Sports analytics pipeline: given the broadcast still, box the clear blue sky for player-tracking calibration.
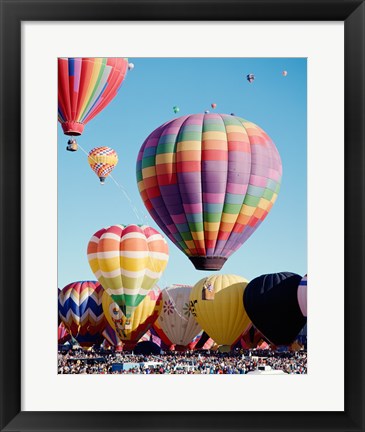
[58,58,307,290]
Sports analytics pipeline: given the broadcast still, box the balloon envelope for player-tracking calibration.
[88,146,118,183]
[243,272,306,346]
[58,322,71,345]
[136,113,282,271]
[156,285,202,347]
[246,73,255,83]
[58,57,128,136]
[233,325,267,350]
[102,323,123,348]
[102,285,162,346]
[189,274,251,345]
[58,281,106,347]
[88,224,169,318]
[134,341,162,355]
[297,274,307,317]
[153,320,174,348]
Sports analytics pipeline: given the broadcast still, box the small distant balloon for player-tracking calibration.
[282,70,288,77]
[88,146,118,184]
[230,113,235,116]
[246,73,255,83]
[211,103,217,109]
[128,63,135,70]
[204,110,210,114]
[173,106,180,114]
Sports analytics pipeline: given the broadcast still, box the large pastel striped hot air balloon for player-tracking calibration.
[102,285,162,349]
[88,224,169,322]
[243,272,306,346]
[189,274,251,346]
[136,113,282,270]
[58,281,106,348]
[58,58,128,137]
[156,285,202,349]
[88,146,118,184]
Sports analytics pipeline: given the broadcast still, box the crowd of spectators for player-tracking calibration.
[58,348,307,375]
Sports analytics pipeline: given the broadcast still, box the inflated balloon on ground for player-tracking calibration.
[156,285,202,348]
[102,285,162,349]
[58,281,106,348]
[189,274,251,346]
[243,272,306,346]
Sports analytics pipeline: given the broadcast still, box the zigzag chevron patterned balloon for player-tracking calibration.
[58,281,106,347]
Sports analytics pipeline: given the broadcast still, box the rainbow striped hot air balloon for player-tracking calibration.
[88,146,118,184]
[58,281,106,348]
[87,224,169,321]
[136,113,282,270]
[58,57,128,137]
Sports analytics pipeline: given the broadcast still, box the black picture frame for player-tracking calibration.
[1,1,364,431]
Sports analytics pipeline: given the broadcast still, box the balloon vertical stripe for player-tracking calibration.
[58,57,128,135]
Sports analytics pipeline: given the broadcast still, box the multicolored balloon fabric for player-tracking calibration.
[102,285,162,344]
[58,281,106,348]
[233,325,267,350]
[88,146,118,184]
[88,224,169,318]
[156,285,202,348]
[102,323,123,348]
[58,322,71,345]
[153,320,174,349]
[136,113,282,270]
[58,57,128,136]
[243,272,306,346]
[189,274,251,346]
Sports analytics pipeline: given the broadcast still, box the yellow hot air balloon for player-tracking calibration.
[189,274,251,346]
[102,285,162,347]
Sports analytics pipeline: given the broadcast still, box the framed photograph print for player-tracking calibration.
[0,0,364,431]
